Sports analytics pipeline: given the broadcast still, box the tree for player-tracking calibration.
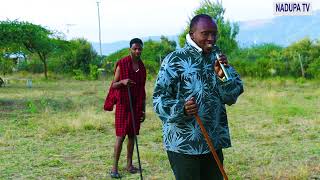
[306,57,320,79]
[0,20,65,79]
[178,0,239,55]
[61,38,98,74]
[282,38,320,78]
[142,36,176,64]
[230,43,284,77]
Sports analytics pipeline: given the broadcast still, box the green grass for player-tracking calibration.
[0,76,319,179]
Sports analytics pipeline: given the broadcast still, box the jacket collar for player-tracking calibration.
[186,33,202,53]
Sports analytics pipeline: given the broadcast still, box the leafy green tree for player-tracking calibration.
[142,36,176,64]
[0,20,66,79]
[231,43,283,61]
[230,43,284,77]
[178,0,239,54]
[306,57,320,78]
[47,38,98,75]
[282,38,320,78]
[62,38,98,74]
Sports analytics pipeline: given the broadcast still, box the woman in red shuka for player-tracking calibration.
[108,38,146,179]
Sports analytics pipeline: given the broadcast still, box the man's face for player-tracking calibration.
[190,18,218,54]
[130,43,143,60]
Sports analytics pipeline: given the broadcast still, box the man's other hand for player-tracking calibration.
[184,97,198,116]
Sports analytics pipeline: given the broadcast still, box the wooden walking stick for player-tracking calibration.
[127,86,143,180]
[194,114,228,180]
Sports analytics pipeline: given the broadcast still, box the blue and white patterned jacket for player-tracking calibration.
[153,35,244,155]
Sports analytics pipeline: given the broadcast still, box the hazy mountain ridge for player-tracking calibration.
[237,10,320,46]
[93,10,320,55]
[92,35,178,55]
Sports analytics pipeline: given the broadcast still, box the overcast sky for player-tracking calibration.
[1,0,319,43]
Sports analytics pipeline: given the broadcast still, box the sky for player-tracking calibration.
[1,0,319,43]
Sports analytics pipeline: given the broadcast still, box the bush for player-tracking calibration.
[73,69,86,80]
[102,59,115,75]
[306,58,320,79]
[144,60,160,75]
[89,64,98,80]
[16,58,43,73]
[16,60,29,72]
[0,57,14,75]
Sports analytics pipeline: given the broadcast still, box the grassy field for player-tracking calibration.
[0,75,319,179]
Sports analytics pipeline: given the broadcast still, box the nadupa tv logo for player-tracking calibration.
[274,2,312,15]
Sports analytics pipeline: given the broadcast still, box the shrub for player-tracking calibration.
[89,64,98,80]
[73,69,86,80]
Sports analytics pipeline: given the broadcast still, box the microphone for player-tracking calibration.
[216,53,231,81]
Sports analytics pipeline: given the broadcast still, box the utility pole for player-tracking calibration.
[65,24,76,40]
[66,24,76,34]
[96,1,102,56]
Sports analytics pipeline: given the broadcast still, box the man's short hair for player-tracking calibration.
[190,14,213,31]
[130,38,143,48]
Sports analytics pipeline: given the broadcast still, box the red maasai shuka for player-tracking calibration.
[106,55,146,136]
[104,82,117,111]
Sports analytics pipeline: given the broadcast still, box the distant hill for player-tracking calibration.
[92,41,127,56]
[92,10,320,55]
[237,10,320,47]
[92,35,179,55]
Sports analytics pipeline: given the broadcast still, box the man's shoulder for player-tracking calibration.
[116,55,131,65]
[164,47,192,62]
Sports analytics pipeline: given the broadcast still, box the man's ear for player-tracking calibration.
[189,31,194,40]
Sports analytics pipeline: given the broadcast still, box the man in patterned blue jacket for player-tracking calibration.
[153,14,244,180]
